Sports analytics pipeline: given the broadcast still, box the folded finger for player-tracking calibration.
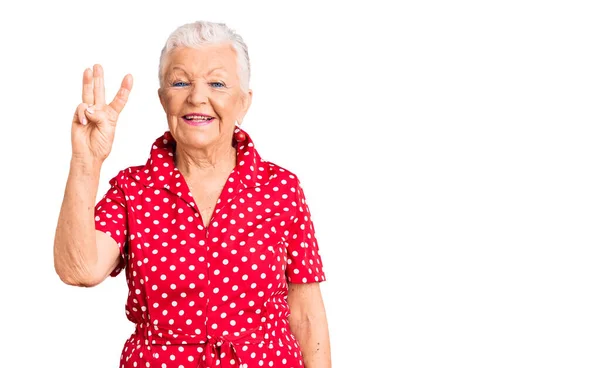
[74,103,89,125]
[84,106,111,126]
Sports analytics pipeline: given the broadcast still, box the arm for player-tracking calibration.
[53,64,133,287]
[53,157,121,287]
[288,282,331,368]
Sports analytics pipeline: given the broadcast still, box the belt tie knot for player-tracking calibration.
[203,334,241,368]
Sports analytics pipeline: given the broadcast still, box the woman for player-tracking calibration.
[54,21,331,368]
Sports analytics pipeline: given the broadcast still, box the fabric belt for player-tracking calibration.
[136,324,263,368]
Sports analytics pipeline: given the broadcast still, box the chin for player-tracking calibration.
[177,126,220,147]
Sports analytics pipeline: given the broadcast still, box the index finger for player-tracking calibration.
[82,68,93,105]
[109,74,134,114]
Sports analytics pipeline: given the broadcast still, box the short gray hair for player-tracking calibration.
[159,21,250,92]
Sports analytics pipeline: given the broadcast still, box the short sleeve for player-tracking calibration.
[94,177,128,277]
[285,180,326,284]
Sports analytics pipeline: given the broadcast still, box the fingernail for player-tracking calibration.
[86,107,94,114]
[82,116,87,125]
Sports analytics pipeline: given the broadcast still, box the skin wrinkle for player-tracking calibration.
[55,162,98,284]
[56,29,330,365]
[287,282,331,367]
[55,61,133,289]
[158,45,251,173]
[155,42,330,367]
[157,43,252,228]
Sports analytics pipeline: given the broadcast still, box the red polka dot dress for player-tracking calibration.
[94,129,326,368]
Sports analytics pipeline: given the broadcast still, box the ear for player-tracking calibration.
[158,87,166,112]
[240,89,253,118]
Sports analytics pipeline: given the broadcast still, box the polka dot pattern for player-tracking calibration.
[94,130,325,368]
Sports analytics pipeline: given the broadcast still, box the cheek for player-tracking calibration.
[212,94,241,118]
[163,93,185,114]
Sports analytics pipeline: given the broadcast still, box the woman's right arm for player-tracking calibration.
[53,156,121,287]
[53,64,133,287]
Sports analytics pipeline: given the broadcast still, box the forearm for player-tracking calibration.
[290,308,331,368]
[54,156,102,286]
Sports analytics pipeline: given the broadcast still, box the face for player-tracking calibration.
[158,44,252,152]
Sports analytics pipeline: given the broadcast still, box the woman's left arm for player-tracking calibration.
[288,282,331,368]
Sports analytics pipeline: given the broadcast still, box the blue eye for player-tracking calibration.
[172,81,189,87]
[210,82,225,88]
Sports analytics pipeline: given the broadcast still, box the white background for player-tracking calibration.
[0,0,599,367]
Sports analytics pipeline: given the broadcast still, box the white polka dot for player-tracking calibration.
[93,133,326,367]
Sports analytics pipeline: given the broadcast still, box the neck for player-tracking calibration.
[175,142,237,179]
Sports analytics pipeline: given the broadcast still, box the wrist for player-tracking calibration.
[70,154,103,175]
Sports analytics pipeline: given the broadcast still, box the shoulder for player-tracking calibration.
[106,164,146,189]
[261,159,303,191]
[106,130,172,189]
[259,160,313,215]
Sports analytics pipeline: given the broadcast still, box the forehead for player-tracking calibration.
[164,44,238,76]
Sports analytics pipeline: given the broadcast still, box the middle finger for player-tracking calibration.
[93,64,106,106]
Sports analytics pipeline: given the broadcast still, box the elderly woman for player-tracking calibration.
[53,21,330,368]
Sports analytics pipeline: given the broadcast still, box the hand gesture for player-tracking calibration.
[71,64,133,163]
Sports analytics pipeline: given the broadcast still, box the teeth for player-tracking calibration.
[185,116,212,120]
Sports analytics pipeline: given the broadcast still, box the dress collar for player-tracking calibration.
[132,127,271,201]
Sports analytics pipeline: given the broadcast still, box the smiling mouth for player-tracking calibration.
[183,115,214,121]
[182,114,215,126]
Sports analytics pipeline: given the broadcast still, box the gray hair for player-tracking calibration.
[158,21,250,92]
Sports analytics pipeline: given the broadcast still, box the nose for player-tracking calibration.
[187,82,209,105]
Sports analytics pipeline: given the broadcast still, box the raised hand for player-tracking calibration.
[71,64,133,163]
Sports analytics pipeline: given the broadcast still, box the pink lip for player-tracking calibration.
[182,113,215,126]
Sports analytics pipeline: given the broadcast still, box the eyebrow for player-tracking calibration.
[207,67,229,76]
[167,66,228,76]
[170,66,189,74]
